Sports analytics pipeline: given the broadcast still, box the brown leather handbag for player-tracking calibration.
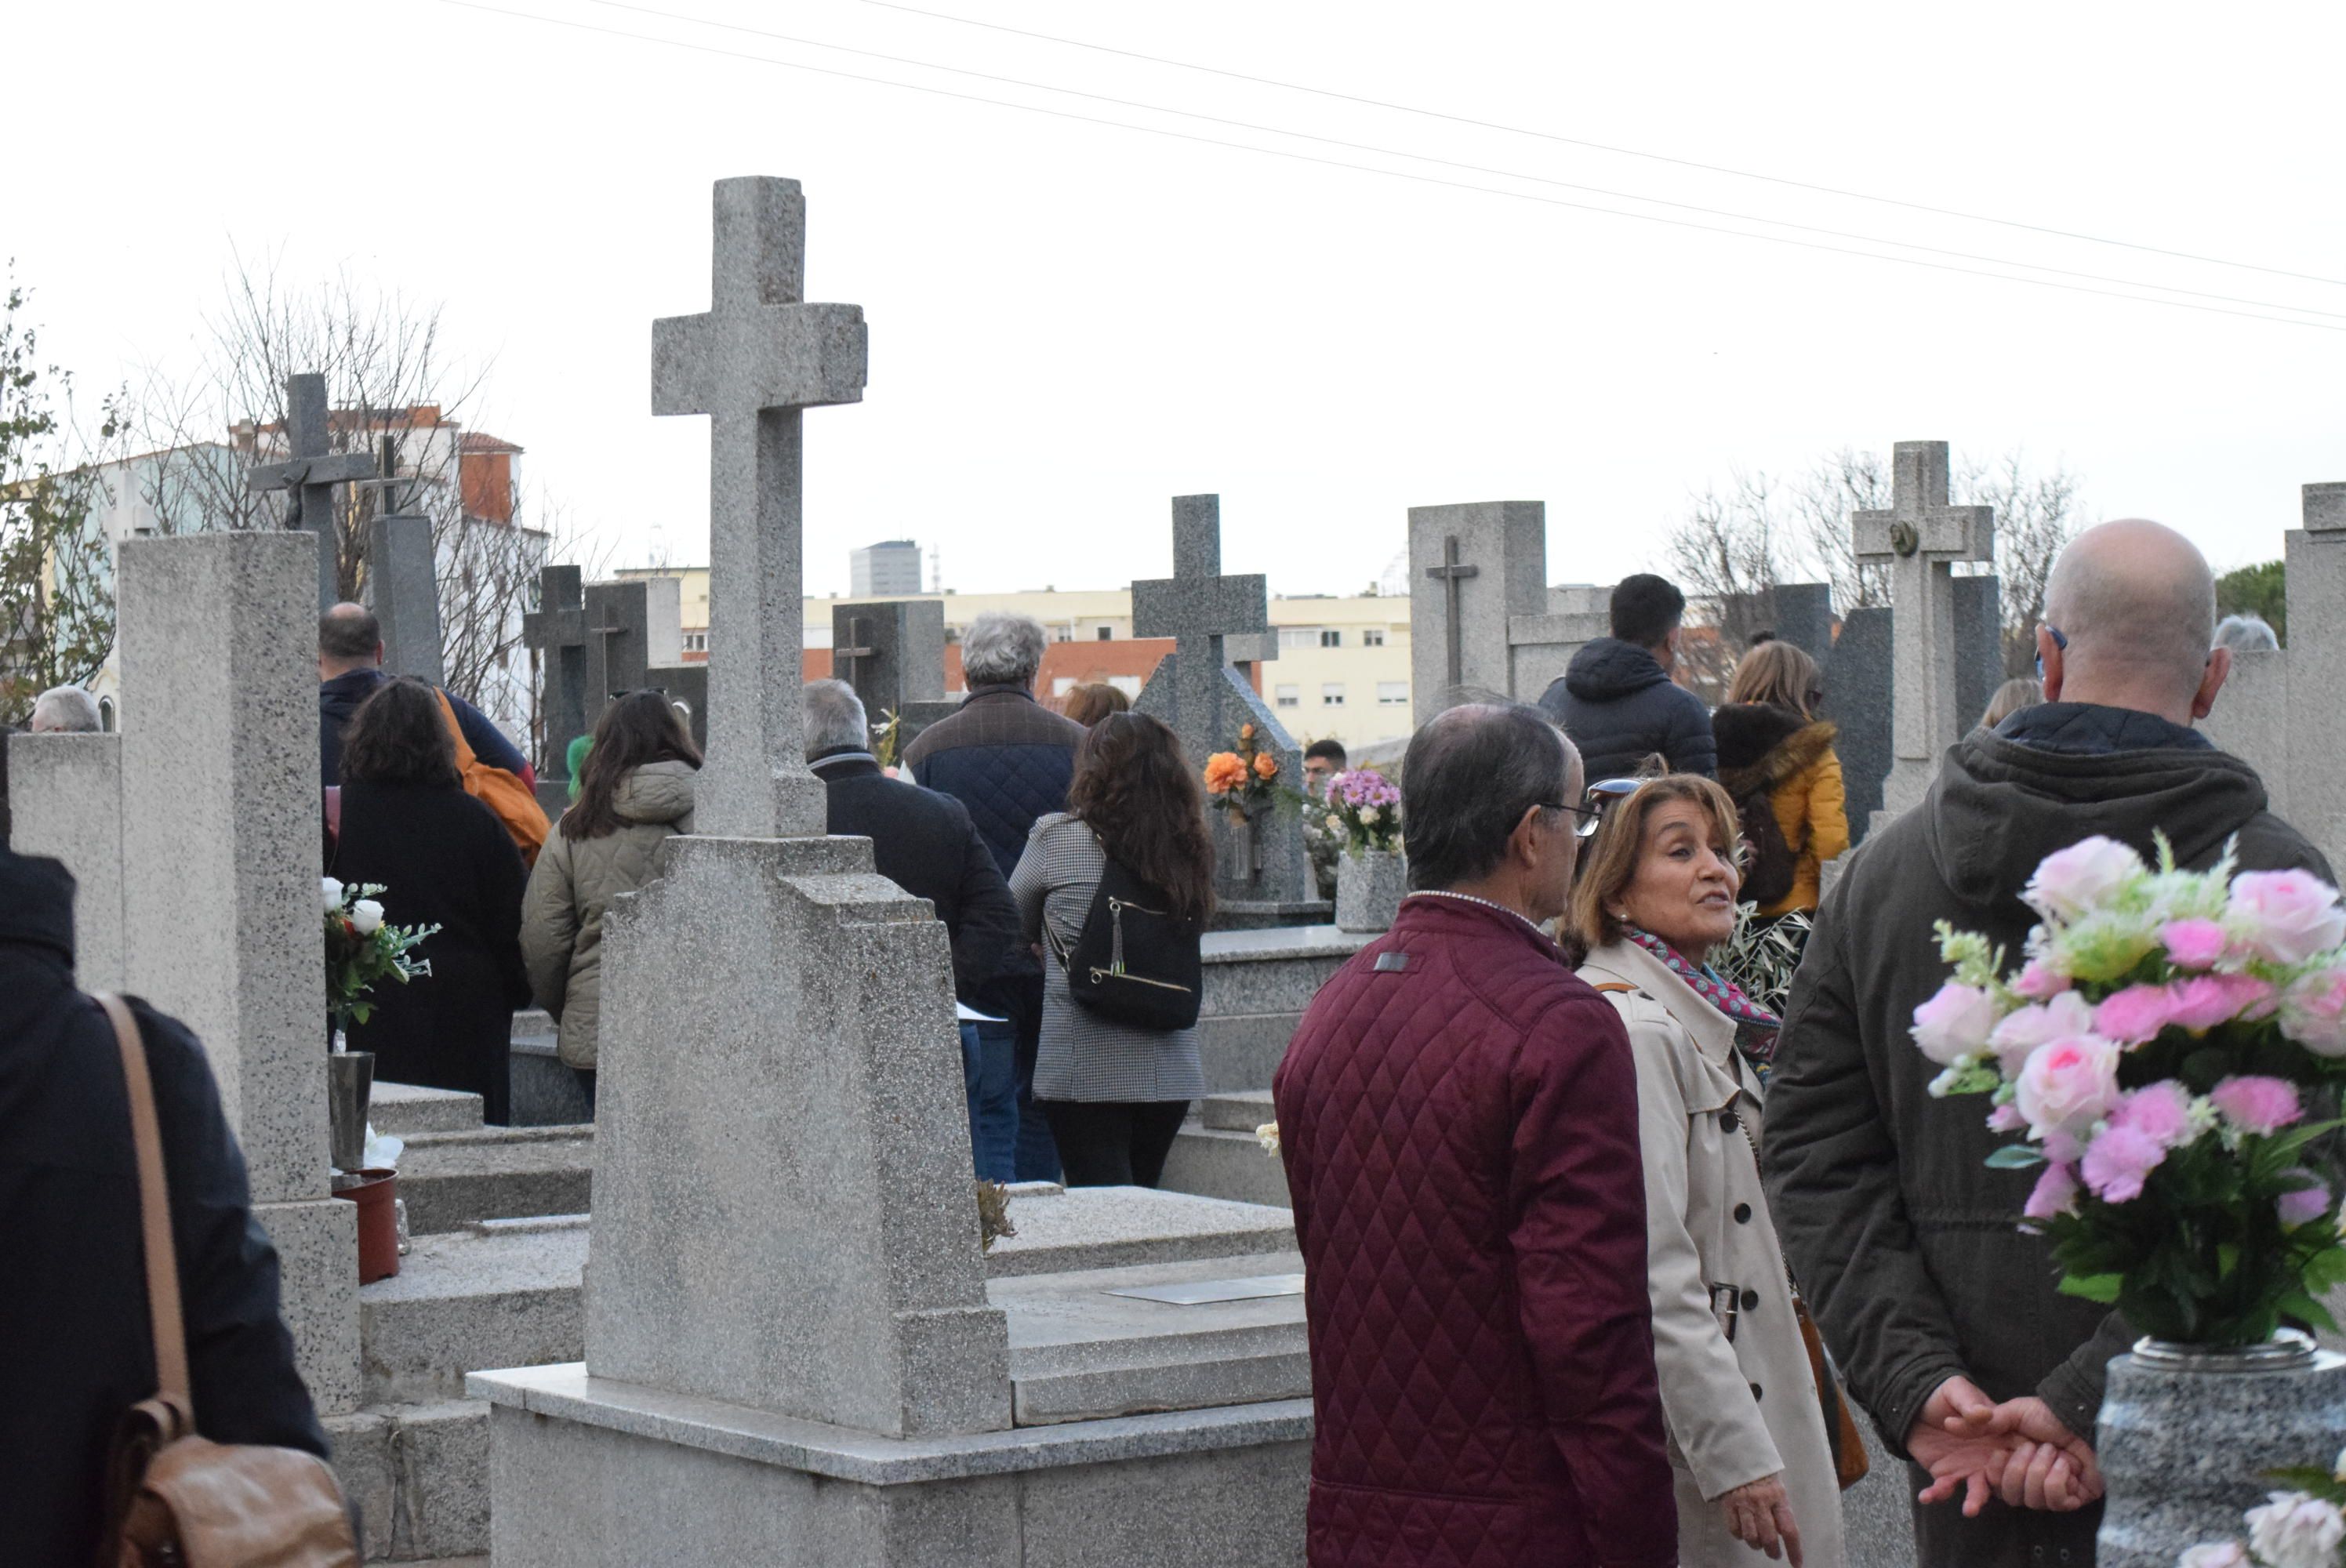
[94,993,361,1568]
[1793,1289,1872,1490]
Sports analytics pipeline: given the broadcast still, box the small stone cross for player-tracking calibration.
[247,372,378,609]
[1131,495,1270,768]
[1424,535,1480,689]
[833,615,878,695]
[1854,441,1994,815]
[652,177,867,837]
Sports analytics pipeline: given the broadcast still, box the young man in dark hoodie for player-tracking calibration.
[1763,519,2330,1566]
[1539,573,1717,780]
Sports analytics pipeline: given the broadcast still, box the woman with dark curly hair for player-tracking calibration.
[332,676,532,1122]
[1010,711,1214,1185]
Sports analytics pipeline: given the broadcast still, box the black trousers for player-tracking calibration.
[1039,1099,1191,1188]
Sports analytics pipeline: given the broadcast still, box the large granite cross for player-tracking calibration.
[652,177,867,838]
[1854,440,1994,817]
[1131,494,1271,766]
[247,372,377,610]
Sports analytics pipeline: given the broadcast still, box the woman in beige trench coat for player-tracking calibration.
[1571,775,1845,1568]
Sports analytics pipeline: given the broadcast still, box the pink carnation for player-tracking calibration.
[2095,984,2179,1044]
[1912,982,2004,1065]
[2025,837,2146,921]
[2014,1035,2122,1139]
[2167,973,2277,1031]
[2279,968,2346,1058]
[2210,1076,2304,1136]
[2160,918,2232,970]
[2279,1175,2332,1228]
[1986,1102,2027,1134]
[2228,869,2346,966]
[2012,959,2073,1000]
[2040,1127,2085,1166]
[2024,1162,2080,1222]
[2108,1080,2196,1148]
[2080,1124,2167,1203]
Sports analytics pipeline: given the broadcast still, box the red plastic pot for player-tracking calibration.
[333,1168,400,1283]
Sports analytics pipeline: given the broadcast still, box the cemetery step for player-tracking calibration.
[1161,1104,1290,1211]
[1199,926,1367,1020]
[994,1248,1308,1425]
[395,1125,594,1235]
[362,1218,589,1403]
[1197,1011,1305,1096]
[369,1082,485,1138]
[982,1183,1294,1277]
[326,1399,491,1563]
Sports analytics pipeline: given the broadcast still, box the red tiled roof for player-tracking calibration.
[460,431,522,454]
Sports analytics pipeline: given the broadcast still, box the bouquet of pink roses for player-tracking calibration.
[1912,833,2346,1347]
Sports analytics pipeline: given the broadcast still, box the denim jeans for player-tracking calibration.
[959,1019,1020,1182]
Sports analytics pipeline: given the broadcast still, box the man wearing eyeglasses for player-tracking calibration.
[1274,702,1675,1567]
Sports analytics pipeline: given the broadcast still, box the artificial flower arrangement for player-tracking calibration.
[2179,1450,2346,1566]
[325,877,438,1036]
[1203,722,1284,818]
[1912,834,2346,1347]
[1318,768,1402,857]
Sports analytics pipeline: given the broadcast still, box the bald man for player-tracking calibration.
[318,602,532,789]
[1763,520,2330,1567]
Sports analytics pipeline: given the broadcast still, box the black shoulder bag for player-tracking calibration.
[1052,855,1204,1031]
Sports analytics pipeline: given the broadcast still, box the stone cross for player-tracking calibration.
[1854,441,1994,817]
[652,176,867,838]
[830,599,946,721]
[1425,537,1479,688]
[583,579,652,706]
[833,613,878,693]
[246,372,377,611]
[522,564,588,814]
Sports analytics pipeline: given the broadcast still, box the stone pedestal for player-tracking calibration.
[1334,850,1405,933]
[2096,1335,2346,1566]
[6,731,125,991]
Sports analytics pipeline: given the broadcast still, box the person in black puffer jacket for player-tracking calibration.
[1538,574,1716,781]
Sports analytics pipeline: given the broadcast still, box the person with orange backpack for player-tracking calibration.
[318,603,547,866]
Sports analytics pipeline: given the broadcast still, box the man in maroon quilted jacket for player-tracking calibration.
[1275,703,1677,1567]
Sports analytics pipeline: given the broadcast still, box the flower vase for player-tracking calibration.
[2096,1332,2346,1566]
[1219,804,1267,896]
[1335,848,1406,933]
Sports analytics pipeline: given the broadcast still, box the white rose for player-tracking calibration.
[2247,1491,2346,1568]
[322,877,345,913]
[1360,807,1379,825]
[351,899,385,937]
[2177,1544,2250,1568]
[1325,815,1342,833]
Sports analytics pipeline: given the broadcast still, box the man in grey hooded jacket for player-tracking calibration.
[1763,520,2331,1566]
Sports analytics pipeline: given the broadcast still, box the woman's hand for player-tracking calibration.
[1719,1473,1803,1565]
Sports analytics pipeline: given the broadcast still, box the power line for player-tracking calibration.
[559,0,2346,323]
[430,0,2346,334]
[864,0,2346,292]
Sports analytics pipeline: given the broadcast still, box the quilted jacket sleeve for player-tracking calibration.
[1509,993,1678,1567]
[519,833,579,1021]
[1804,751,1850,870]
[1763,891,1968,1457]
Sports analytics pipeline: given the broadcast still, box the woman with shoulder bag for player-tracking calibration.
[1570,775,1852,1568]
[1011,711,1213,1187]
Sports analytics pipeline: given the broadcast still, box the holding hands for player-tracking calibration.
[1907,1375,2104,1518]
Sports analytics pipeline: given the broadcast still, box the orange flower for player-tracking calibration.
[1253,752,1280,781]
[1204,753,1249,795]
[1240,723,1256,742]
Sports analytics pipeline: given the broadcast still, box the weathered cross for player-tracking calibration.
[833,615,878,695]
[1854,440,1994,815]
[522,564,589,797]
[248,372,378,609]
[1131,495,1270,767]
[652,177,867,837]
[1425,535,1480,689]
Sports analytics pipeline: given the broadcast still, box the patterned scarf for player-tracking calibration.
[1626,927,1781,1084]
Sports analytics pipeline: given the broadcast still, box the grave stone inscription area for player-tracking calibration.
[14,165,2346,1568]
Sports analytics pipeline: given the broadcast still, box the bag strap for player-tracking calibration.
[433,687,480,771]
[97,993,192,1408]
[1589,982,1639,994]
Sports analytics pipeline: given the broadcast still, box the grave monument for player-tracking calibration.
[473,177,1308,1566]
[247,372,378,610]
[1132,495,1316,909]
[832,596,957,744]
[521,564,589,815]
[365,506,446,684]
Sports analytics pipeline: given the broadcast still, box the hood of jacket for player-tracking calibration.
[1563,637,1670,703]
[0,848,74,965]
[1714,705,1836,795]
[612,759,697,826]
[1927,725,2276,912]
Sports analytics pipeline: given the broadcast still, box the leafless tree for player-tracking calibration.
[1956,451,2088,675]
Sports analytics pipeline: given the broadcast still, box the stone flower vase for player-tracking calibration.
[1335,848,1406,933]
[2096,1332,2346,1566]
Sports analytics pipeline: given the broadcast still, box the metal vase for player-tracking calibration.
[328,1051,376,1174]
[2097,1331,2346,1566]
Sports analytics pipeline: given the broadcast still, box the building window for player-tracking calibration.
[1275,684,1301,708]
[1377,681,1408,706]
[1319,629,1342,648]
[1362,628,1385,648]
[683,632,708,652]
[1278,626,1318,652]
[1095,625,1113,641]
[1053,628,1072,642]
[1321,683,1346,706]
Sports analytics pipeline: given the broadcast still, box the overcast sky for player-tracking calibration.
[14,1,2344,599]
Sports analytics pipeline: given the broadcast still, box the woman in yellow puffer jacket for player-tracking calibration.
[1712,640,1848,918]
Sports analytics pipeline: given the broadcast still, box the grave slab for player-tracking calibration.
[367,511,445,684]
[369,1080,486,1138]
[395,1123,594,1235]
[5,731,125,991]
